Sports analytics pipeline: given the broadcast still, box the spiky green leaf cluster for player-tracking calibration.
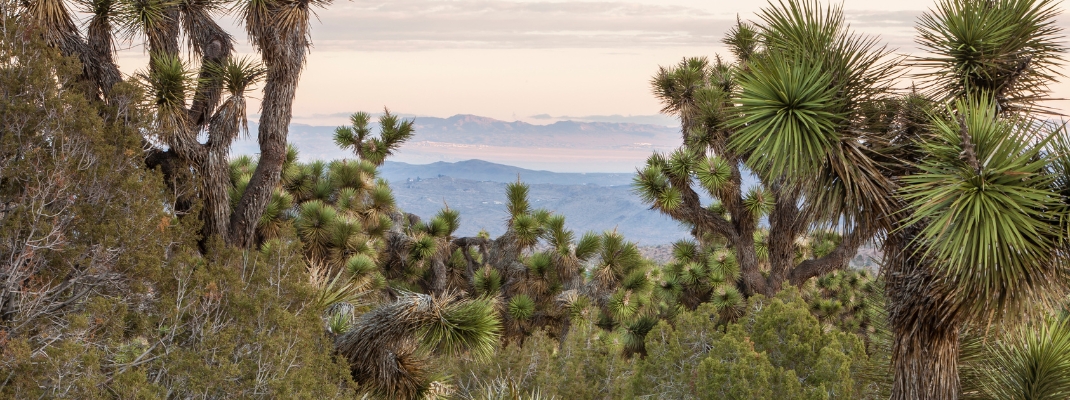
[901,99,1067,318]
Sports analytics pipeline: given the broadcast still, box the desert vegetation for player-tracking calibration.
[3,0,1070,398]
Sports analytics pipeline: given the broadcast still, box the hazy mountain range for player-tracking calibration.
[225,114,770,244]
[378,159,690,245]
[234,114,682,172]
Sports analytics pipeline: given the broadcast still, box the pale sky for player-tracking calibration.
[108,0,1070,127]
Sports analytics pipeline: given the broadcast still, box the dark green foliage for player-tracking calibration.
[0,31,355,397]
[915,0,1065,112]
[445,289,879,399]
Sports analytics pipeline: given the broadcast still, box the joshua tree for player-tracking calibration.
[641,0,1069,398]
[635,0,899,298]
[883,1,1068,398]
[15,0,335,247]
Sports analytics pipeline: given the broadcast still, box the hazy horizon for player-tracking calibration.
[109,0,1070,172]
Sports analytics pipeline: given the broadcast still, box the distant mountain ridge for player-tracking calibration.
[232,114,681,172]
[406,114,678,149]
[378,159,755,245]
[379,159,635,186]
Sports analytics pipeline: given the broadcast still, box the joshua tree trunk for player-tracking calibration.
[228,17,307,247]
[890,315,960,399]
[885,229,962,400]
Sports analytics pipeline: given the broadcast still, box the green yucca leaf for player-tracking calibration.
[901,99,1065,318]
[256,189,293,239]
[526,252,552,276]
[507,294,536,321]
[206,56,265,97]
[544,214,570,247]
[574,231,601,261]
[512,214,541,248]
[812,238,837,258]
[657,187,683,211]
[137,53,196,136]
[708,249,740,282]
[622,315,659,355]
[335,111,371,150]
[310,267,370,312]
[755,240,770,263]
[712,286,745,322]
[334,187,361,213]
[473,267,502,296]
[329,215,360,247]
[427,217,451,238]
[436,208,461,235]
[964,317,1070,399]
[666,148,696,179]
[410,234,437,261]
[327,310,351,335]
[345,254,376,278]
[116,0,179,41]
[295,201,337,249]
[632,165,670,205]
[678,262,702,286]
[368,214,392,237]
[729,54,843,180]
[506,181,531,218]
[311,178,333,201]
[695,156,732,193]
[530,209,552,226]
[650,57,712,120]
[671,240,699,262]
[742,187,774,219]
[329,161,369,191]
[229,173,251,208]
[607,289,643,323]
[423,295,501,360]
[369,184,395,211]
[230,155,254,180]
[724,19,760,63]
[916,0,1065,111]
[621,269,651,292]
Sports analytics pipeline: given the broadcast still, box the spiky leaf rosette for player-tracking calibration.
[294,200,336,259]
[728,54,842,180]
[507,294,536,321]
[574,231,601,261]
[473,267,502,296]
[511,213,541,250]
[916,0,1065,112]
[505,181,531,220]
[711,286,745,323]
[900,99,1067,320]
[137,53,196,142]
[307,261,372,312]
[707,249,740,283]
[622,315,659,356]
[723,19,760,63]
[345,254,376,277]
[256,188,292,240]
[651,57,712,128]
[961,317,1070,400]
[335,292,500,399]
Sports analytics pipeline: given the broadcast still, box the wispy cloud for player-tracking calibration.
[303,1,972,52]
[310,0,736,50]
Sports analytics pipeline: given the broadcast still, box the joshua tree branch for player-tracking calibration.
[788,219,871,286]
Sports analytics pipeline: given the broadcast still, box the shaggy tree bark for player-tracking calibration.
[884,228,962,400]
